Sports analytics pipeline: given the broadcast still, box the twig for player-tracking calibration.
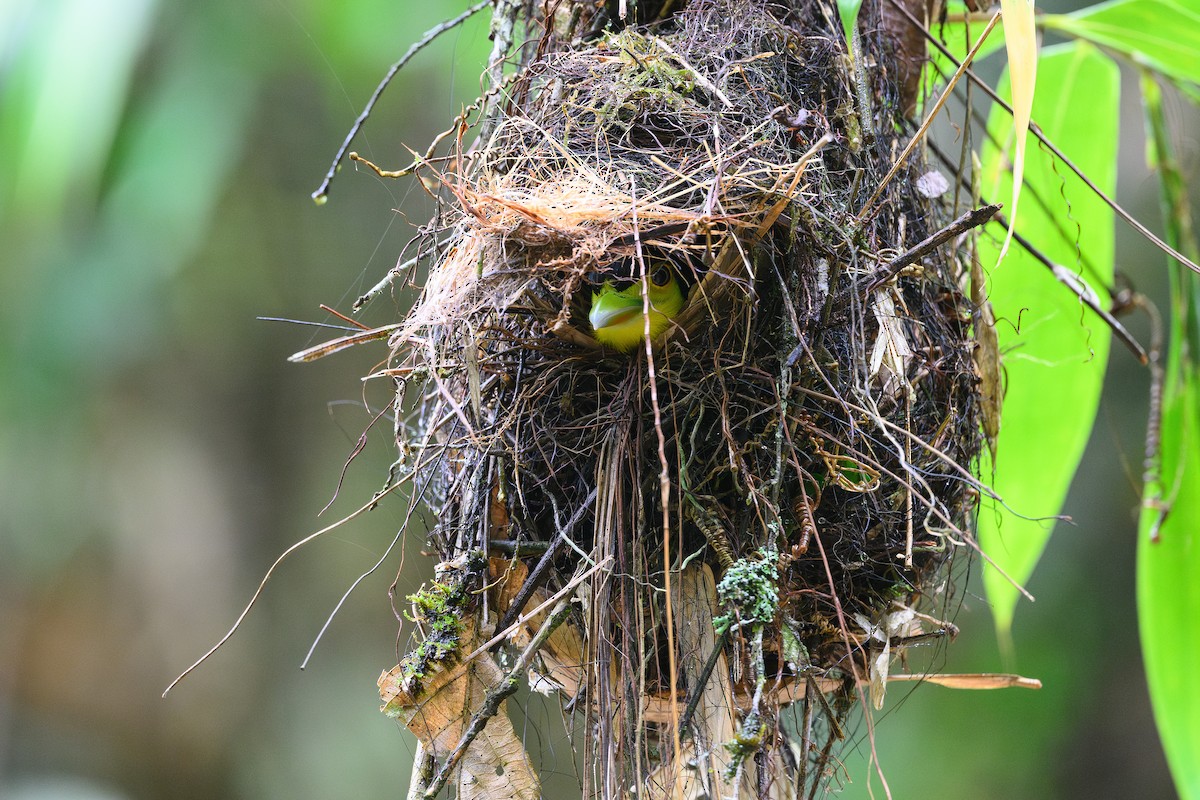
[287,324,401,363]
[923,141,1150,365]
[423,601,574,798]
[476,0,523,148]
[407,743,436,800]
[633,177,683,770]
[677,628,731,738]
[494,487,597,635]
[850,25,876,146]
[1002,216,1149,365]
[419,557,612,701]
[861,203,1001,294]
[364,234,448,314]
[345,69,523,185]
[256,316,359,333]
[311,0,491,203]
[647,34,732,107]
[486,539,553,556]
[319,303,370,330]
[355,254,418,311]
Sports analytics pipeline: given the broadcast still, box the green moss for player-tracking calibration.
[396,551,486,694]
[588,30,698,127]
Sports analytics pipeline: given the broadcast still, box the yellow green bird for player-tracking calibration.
[588,263,686,352]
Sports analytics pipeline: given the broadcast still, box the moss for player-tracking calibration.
[397,551,486,694]
[589,30,699,130]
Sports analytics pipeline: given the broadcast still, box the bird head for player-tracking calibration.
[588,260,686,352]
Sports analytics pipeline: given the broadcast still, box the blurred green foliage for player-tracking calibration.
[0,1,1186,798]
[1,1,489,797]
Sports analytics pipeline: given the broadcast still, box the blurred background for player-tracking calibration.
[0,0,1189,797]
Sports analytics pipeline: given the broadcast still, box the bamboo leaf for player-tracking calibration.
[1137,73,1200,800]
[978,43,1119,642]
[996,0,1038,260]
[1137,284,1200,800]
[1043,0,1200,88]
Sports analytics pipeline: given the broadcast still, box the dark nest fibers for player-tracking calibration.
[370,0,990,797]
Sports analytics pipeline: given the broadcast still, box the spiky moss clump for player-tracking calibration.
[394,551,486,698]
[383,0,983,794]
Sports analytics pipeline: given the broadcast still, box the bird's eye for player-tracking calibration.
[650,265,672,287]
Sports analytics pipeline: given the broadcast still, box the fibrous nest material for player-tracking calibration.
[372,0,988,797]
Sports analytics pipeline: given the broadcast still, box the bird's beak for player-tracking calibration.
[588,288,644,333]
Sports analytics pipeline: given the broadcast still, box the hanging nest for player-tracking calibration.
[369,0,991,796]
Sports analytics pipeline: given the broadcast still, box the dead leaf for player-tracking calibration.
[379,619,540,800]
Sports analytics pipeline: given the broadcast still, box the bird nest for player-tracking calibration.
[368,0,988,797]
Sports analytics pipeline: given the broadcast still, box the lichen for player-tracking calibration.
[713,551,779,631]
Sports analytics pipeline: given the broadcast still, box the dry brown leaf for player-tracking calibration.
[888,672,1043,690]
[970,254,1003,458]
[379,619,540,800]
[489,557,589,699]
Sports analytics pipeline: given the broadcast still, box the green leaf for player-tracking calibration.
[977,42,1119,643]
[838,0,863,52]
[924,5,1017,123]
[1138,298,1200,800]
[0,0,159,222]
[1043,0,1200,87]
[1138,74,1200,800]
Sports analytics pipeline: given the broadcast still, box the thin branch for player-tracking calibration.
[287,324,401,363]
[857,10,1001,220]
[648,34,733,107]
[415,557,613,704]
[355,254,419,311]
[494,488,597,636]
[862,203,1001,294]
[407,743,436,800]
[1001,214,1150,365]
[311,0,491,203]
[923,140,1150,364]
[475,0,523,148]
[676,628,730,738]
